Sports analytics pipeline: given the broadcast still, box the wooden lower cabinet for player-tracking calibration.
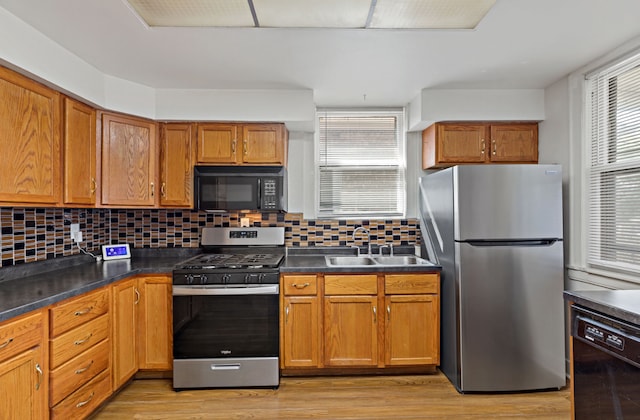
[385,295,439,366]
[282,296,320,368]
[0,310,47,420]
[111,278,138,390]
[280,272,440,374]
[324,295,379,367]
[137,275,172,371]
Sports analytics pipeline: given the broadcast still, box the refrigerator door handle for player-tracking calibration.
[463,239,560,247]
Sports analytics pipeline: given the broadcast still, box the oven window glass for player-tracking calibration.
[573,339,640,418]
[173,294,279,359]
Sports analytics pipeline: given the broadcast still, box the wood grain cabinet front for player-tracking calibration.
[0,65,62,206]
[63,97,97,206]
[196,122,287,166]
[159,123,194,208]
[280,272,441,375]
[101,112,157,207]
[0,310,47,420]
[422,122,538,169]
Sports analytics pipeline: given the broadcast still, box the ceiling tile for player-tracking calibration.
[253,0,372,28]
[125,0,254,27]
[370,0,496,29]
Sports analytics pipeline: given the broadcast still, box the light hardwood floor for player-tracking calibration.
[93,373,571,419]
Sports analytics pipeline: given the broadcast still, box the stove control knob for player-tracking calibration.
[200,274,208,284]
[185,274,194,284]
[222,274,231,283]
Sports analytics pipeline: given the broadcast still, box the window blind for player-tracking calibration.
[317,109,406,218]
[587,51,640,274]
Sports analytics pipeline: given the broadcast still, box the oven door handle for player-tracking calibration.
[172,285,279,296]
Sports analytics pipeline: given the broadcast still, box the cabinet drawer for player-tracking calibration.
[385,274,439,295]
[50,288,109,337]
[50,368,111,420]
[0,310,43,363]
[49,338,110,407]
[283,275,317,295]
[50,314,109,369]
[324,275,377,295]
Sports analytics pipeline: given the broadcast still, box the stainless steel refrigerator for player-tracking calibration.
[419,164,565,393]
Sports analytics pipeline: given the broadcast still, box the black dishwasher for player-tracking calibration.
[571,305,640,419]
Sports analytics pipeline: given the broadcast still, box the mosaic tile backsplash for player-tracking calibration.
[0,208,421,268]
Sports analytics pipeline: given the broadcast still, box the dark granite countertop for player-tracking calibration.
[281,246,442,274]
[564,289,640,326]
[0,249,198,323]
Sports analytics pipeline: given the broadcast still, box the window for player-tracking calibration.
[587,51,640,274]
[316,109,406,219]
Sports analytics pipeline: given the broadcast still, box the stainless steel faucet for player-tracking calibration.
[352,226,371,256]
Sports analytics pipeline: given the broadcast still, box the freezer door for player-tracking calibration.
[454,165,563,241]
[456,240,565,392]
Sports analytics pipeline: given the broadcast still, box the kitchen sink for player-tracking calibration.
[325,256,378,266]
[325,255,433,267]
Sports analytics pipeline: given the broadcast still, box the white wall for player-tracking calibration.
[0,7,315,129]
[408,89,546,132]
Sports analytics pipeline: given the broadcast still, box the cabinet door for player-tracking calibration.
[196,123,238,164]
[111,278,138,390]
[101,113,157,206]
[0,66,61,205]
[63,97,97,205]
[137,276,172,371]
[282,296,320,368]
[0,346,46,420]
[159,123,193,207]
[489,123,538,163]
[324,295,378,367]
[385,295,439,366]
[241,124,285,165]
[436,123,488,164]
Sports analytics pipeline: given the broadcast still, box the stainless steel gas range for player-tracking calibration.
[172,227,284,389]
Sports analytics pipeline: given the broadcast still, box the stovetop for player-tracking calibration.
[175,252,284,270]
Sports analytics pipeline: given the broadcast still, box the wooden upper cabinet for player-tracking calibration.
[422,122,538,169]
[241,124,286,165]
[101,113,157,207]
[159,123,194,207]
[63,97,97,205]
[196,123,238,164]
[196,122,287,166]
[489,123,538,163]
[0,66,61,205]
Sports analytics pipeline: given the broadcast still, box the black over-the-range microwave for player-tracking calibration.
[194,166,287,212]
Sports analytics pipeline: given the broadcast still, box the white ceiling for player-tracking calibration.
[2,0,640,107]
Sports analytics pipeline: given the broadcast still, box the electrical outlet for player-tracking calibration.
[70,223,82,243]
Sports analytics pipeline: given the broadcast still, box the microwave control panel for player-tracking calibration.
[262,178,277,209]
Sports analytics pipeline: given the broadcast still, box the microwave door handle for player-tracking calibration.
[257,178,262,209]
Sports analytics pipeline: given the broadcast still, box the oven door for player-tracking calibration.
[173,285,279,359]
[572,306,640,419]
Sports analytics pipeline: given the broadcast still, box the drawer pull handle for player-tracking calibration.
[75,360,94,375]
[35,363,43,390]
[387,305,391,321]
[76,392,95,408]
[74,333,93,346]
[134,288,140,304]
[291,282,310,289]
[285,306,289,323]
[0,337,13,349]
[373,306,377,323]
[74,307,93,316]
[90,177,97,195]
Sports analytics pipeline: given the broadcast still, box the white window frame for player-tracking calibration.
[585,50,640,278]
[314,108,407,219]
